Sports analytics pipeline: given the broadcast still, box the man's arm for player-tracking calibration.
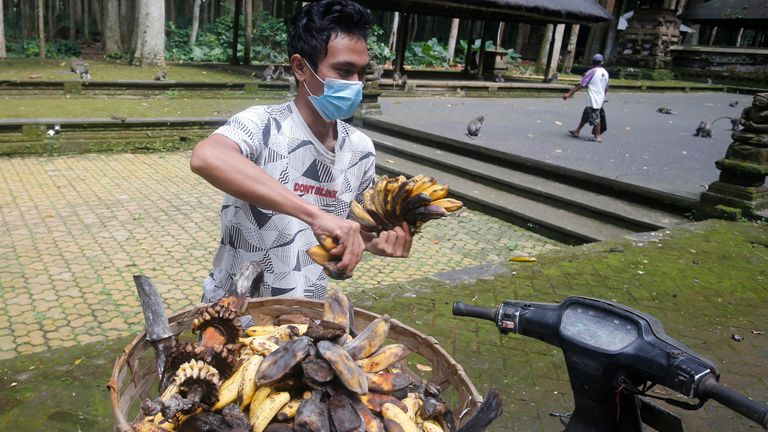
[562,83,583,100]
[190,134,365,273]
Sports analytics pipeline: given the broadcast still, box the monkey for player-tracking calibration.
[656,107,677,115]
[271,66,285,81]
[466,116,485,138]
[154,70,167,81]
[728,101,739,108]
[70,57,91,80]
[693,121,713,138]
[392,71,401,89]
[262,65,275,81]
[495,73,505,83]
[711,116,742,131]
[79,63,91,80]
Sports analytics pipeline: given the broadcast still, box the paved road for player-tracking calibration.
[380,92,753,200]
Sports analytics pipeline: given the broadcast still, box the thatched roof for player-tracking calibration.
[681,0,768,26]
[353,0,612,24]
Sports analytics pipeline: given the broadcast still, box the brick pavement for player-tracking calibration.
[0,152,559,360]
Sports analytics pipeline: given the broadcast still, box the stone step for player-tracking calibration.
[372,146,635,244]
[361,126,687,235]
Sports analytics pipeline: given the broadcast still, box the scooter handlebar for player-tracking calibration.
[452,301,497,323]
[697,374,768,429]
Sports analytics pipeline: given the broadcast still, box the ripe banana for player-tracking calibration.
[238,354,265,410]
[430,198,463,212]
[356,344,410,373]
[422,419,446,432]
[350,200,379,232]
[275,396,303,421]
[344,315,390,360]
[239,337,280,357]
[401,394,424,424]
[411,176,437,196]
[399,192,433,217]
[422,184,449,201]
[323,288,351,333]
[365,372,412,393]
[359,392,409,414]
[317,340,368,395]
[212,354,262,411]
[392,178,417,217]
[256,336,313,386]
[381,402,421,432]
[351,393,386,432]
[404,204,448,226]
[307,245,332,265]
[249,390,291,432]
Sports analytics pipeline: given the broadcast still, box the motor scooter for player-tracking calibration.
[452,297,768,431]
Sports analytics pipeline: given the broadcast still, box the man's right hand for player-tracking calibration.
[310,212,365,275]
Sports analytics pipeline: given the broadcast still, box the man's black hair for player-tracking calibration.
[288,0,372,70]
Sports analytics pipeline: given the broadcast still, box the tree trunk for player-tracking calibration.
[21,0,36,39]
[91,0,102,33]
[0,0,5,58]
[189,0,201,45]
[47,0,55,41]
[103,0,122,53]
[121,0,134,48]
[562,24,580,73]
[38,0,45,58]
[69,0,76,40]
[168,0,176,24]
[536,24,553,74]
[388,12,399,52]
[230,0,241,64]
[447,18,459,61]
[244,0,252,64]
[132,0,166,67]
[83,0,89,41]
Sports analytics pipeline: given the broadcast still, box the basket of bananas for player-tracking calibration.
[110,288,499,432]
[308,175,464,280]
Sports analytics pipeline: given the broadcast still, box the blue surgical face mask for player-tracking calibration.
[303,59,363,122]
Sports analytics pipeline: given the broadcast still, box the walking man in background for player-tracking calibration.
[563,53,609,142]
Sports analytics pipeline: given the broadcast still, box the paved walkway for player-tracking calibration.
[380,92,753,200]
[0,152,559,359]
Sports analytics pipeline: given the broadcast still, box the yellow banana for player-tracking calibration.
[422,183,449,201]
[509,256,537,262]
[410,176,437,196]
[275,396,303,421]
[430,198,463,212]
[422,419,446,432]
[248,386,273,416]
[344,315,390,360]
[211,356,252,411]
[401,393,424,424]
[238,354,265,410]
[249,390,291,432]
[318,234,337,251]
[239,337,279,357]
[244,325,280,337]
[356,344,410,373]
[307,245,332,265]
[381,402,421,432]
[351,200,379,232]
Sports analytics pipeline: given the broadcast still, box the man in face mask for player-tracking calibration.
[190,0,411,303]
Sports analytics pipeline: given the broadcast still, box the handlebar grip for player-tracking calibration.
[698,375,768,429]
[452,301,497,323]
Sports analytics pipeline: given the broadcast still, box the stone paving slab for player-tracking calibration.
[379,93,754,200]
[0,152,559,360]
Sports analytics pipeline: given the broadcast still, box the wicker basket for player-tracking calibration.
[108,297,482,431]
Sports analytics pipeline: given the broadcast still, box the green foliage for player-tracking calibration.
[405,38,451,68]
[6,39,81,59]
[455,39,521,66]
[367,26,394,65]
[166,12,287,64]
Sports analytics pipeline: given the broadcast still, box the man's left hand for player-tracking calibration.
[365,222,412,258]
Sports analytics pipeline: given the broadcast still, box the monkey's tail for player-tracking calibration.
[711,116,731,125]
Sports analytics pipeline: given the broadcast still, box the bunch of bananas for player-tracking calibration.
[308,175,463,280]
[133,289,459,432]
[352,175,463,234]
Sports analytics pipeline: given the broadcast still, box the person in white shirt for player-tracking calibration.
[563,53,610,142]
[190,0,412,302]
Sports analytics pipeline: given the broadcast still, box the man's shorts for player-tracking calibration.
[581,107,602,126]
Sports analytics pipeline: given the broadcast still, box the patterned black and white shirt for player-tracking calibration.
[202,101,376,301]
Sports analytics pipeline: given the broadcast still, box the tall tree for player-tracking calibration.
[132,0,166,67]
[21,0,36,39]
[103,0,122,54]
[120,0,132,49]
[189,0,201,45]
[0,0,6,58]
[38,0,45,58]
[244,0,252,64]
[69,0,76,40]
[447,18,459,61]
[90,0,101,33]
[83,0,89,41]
